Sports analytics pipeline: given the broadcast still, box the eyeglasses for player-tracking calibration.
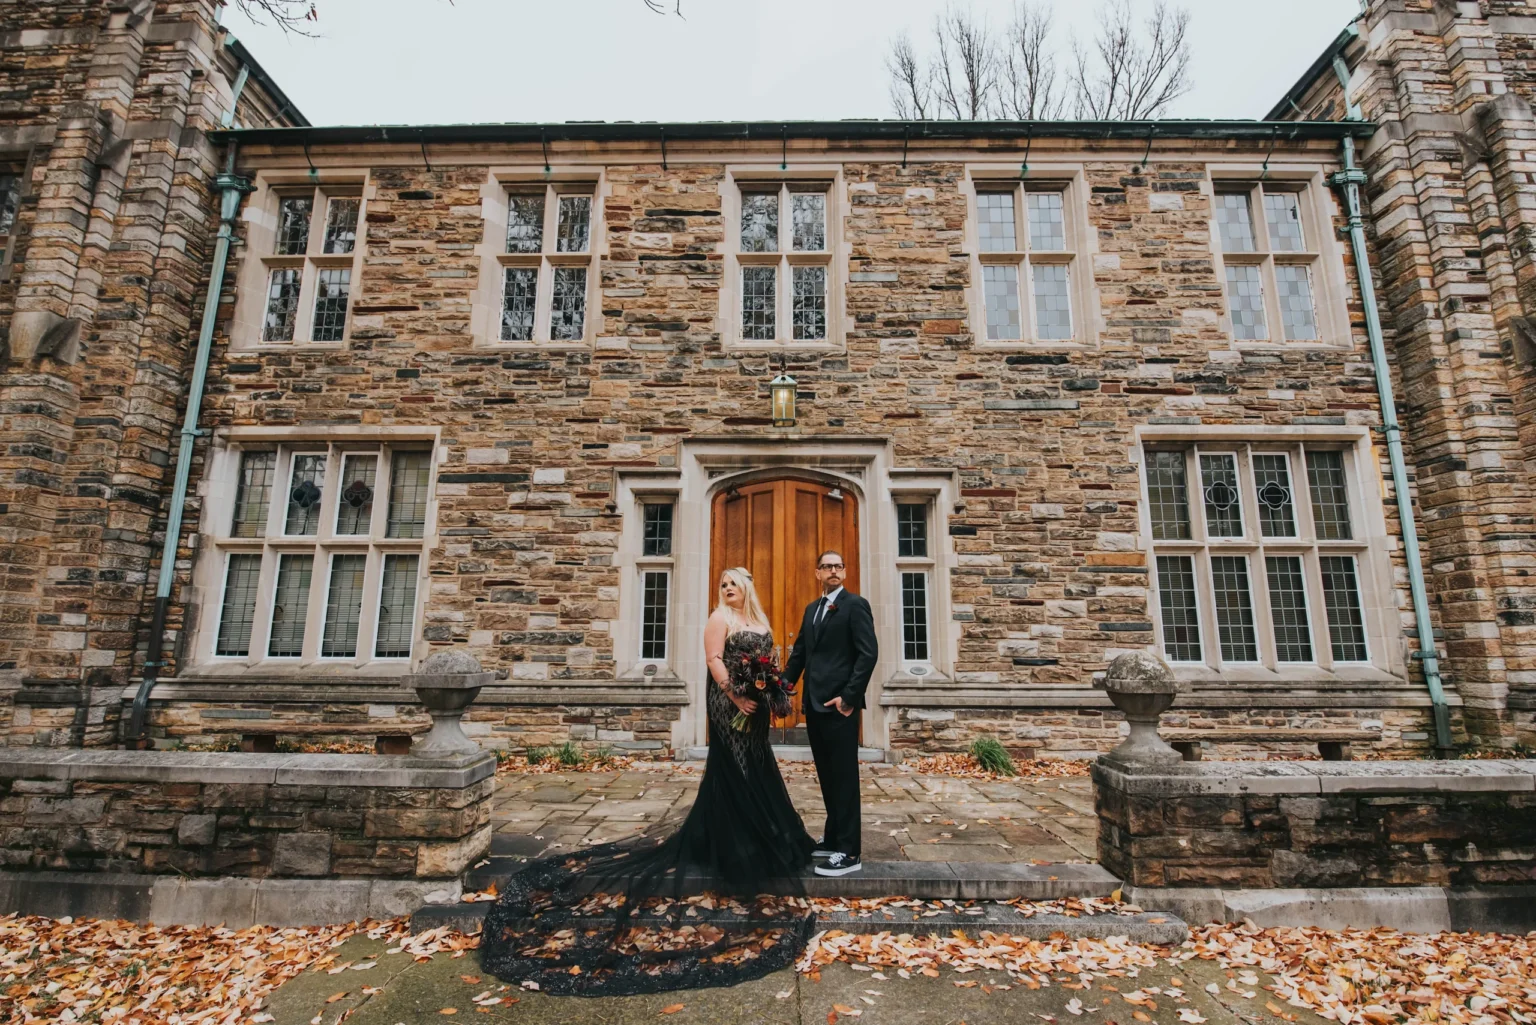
[817,563,844,570]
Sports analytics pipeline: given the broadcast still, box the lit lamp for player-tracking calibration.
[769,372,797,427]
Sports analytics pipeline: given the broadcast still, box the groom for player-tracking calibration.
[783,549,878,877]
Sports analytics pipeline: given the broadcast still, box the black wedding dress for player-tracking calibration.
[480,629,816,996]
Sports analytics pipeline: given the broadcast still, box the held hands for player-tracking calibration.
[732,692,759,715]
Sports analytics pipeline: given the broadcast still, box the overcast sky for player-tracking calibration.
[225,0,1360,127]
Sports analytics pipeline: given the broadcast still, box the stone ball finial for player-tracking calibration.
[1100,651,1179,696]
[1098,651,1182,767]
[419,649,485,676]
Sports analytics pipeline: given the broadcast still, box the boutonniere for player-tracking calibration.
[826,603,838,614]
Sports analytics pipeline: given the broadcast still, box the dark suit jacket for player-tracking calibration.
[782,589,879,714]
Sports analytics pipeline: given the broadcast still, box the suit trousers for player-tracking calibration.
[806,707,861,858]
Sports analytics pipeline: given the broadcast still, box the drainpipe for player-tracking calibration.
[1330,131,1455,755]
[127,141,251,744]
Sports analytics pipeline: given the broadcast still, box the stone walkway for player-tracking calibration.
[491,764,1098,863]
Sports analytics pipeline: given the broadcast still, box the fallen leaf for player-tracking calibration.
[460,975,481,984]
[440,1010,458,1016]
[661,1004,685,1015]
[327,992,349,1003]
[1177,1010,1207,1023]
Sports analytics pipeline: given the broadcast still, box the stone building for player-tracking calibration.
[2,0,1533,759]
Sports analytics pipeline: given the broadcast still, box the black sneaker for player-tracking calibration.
[814,853,862,877]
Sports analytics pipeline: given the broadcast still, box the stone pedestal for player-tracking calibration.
[1096,652,1183,767]
[409,651,492,758]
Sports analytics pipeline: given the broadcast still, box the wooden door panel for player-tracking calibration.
[709,477,860,730]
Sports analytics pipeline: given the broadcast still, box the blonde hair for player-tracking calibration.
[716,567,772,634]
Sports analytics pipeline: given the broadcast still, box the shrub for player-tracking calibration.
[969,736,1016,776]
[556,741,583,766]
[526,745,556,764]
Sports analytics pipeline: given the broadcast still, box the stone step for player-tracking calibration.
[464,854,1118,901]
[411,900,1185,943]
[680,744,887,762]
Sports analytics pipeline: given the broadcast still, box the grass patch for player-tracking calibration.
[969,736,1016,776]
[525,745,556,765]
[555,740,583,766]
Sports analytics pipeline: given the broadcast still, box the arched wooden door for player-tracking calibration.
[709,477,859,741]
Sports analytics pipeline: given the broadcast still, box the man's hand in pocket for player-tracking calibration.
[828,696,854,716]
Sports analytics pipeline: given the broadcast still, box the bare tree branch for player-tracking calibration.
[886,0,1190,121]
[227,0,319,35]
[1069,0,1191,119]
[642,0,684,15]
[887,33,932,120]
[998,2,1065,120]
[930,6,997,120]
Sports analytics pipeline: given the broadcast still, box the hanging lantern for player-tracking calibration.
[769,372,797,427]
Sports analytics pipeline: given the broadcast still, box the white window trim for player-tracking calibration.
[894,499,936,670]
[473,169,604,350]
[720,167,844,351]
[887,478,956,681]
[964,165,1096,350]
[189,430,440,674]
[1134,425,1400,682]
[1206,167,1350,349]
[617,487,681,677]
[231,172,369,351]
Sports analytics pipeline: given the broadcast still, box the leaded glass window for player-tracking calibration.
[977,192,1017,252]
[1027,191,1066,251]
[506,193,545,253]
[321,554,367,658]
[0,174,19,245]
[268,554,314,657]
[556,195,591,253]
[641,570,669,659]
[1265,555,1313,662]
[901,571,930,661]
[1210,555,1258,662]
[550,266,587,341]
[232,451,276,538]
[1143,442,1378,672]
[642,503,674,558]
[375,554,419,658]
[1320,556,1368,662]
[263,268,301,342]
[311,267,351,342]
[1225,264,1268,340]
[1263,192,1305,252]
[215,554,262,657]
[275,196,313,255]
[1032,264,1071,340]
[897,503,928,558]
[387,451,431,539]
[1215,192,1256,253]
[792,265,827,341]
[791,192,826,251]
[1306,450,1352,540]
[1252,454,1296,537]
[1199,453,1242,537]
[284,454,326,536]
[208,441,434,666]
[1275,264,1317,341]
[741,192,779,253]
[742,266,776,340]
[501,267,537,341]
[1146,450,1191,541]
[335,454,377,535]
[323,197,360,255]
[983,264,1021,341]
[1156,555,1202,662]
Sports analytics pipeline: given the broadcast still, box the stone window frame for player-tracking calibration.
[963,165,1096,350]
[893,493,938,671]
[0,152,32,283]
[615,478,683,680]
[472,168,604,350]
[720,166,845,352]
[1205,168,1351,349]
[189,427,440,676]
[231,171,368,351]
[1133,425,1403,684]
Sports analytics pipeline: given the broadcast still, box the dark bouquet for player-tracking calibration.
[730,644,796,732]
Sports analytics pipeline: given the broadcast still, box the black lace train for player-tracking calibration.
[480,630,816,996]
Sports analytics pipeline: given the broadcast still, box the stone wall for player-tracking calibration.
[1093,757,1536,889]
[0,749,495,879]
[0,0,302,747]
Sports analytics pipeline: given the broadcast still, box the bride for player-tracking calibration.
[479,567,816,995]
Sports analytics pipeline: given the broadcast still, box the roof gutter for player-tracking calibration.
[211,117,1372,151]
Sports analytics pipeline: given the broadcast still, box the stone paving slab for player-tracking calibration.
[492,764,1098,864]
[260,934,1329,1025]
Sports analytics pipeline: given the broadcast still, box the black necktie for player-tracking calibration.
[814,596,828,627]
